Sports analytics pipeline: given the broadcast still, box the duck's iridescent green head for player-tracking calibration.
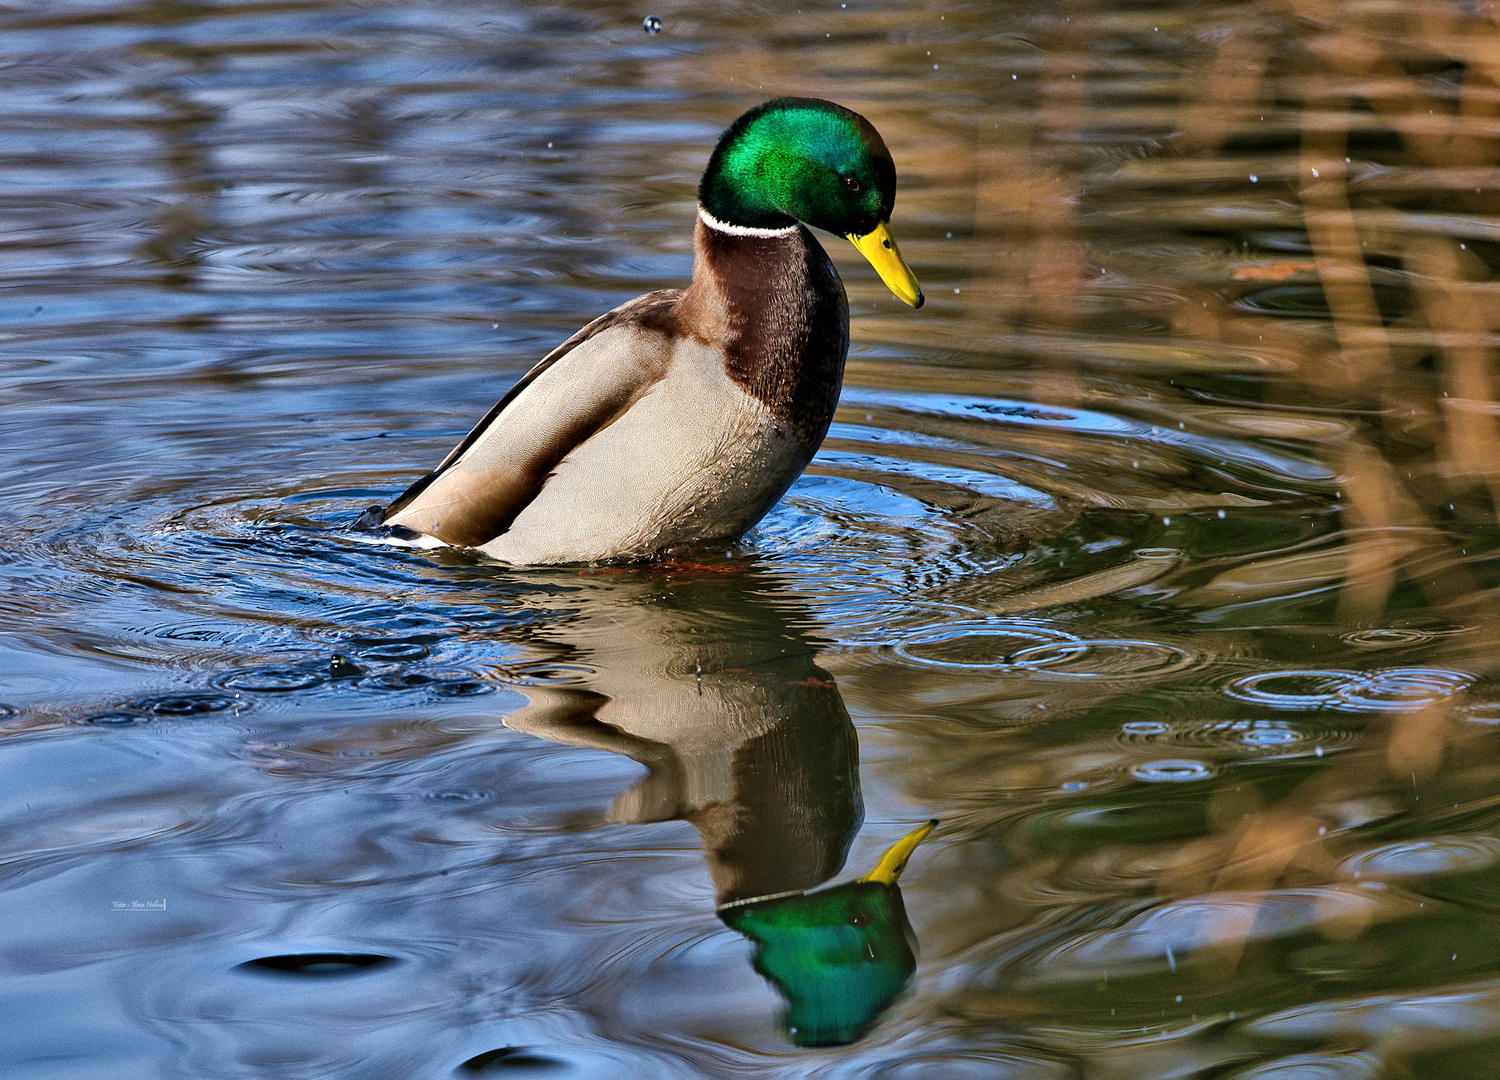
[699,97,924,308]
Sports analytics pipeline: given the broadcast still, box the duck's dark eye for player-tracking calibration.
[841,175,861,192]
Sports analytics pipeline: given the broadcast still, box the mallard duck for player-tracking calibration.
[358,97,923,564]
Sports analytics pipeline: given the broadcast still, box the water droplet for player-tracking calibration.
[1250,174,1258,182]
[642,14,662,32]
[1128,543,1176,561]
[1240,722,1302,748]
[328,654,365,680]
[1131,759,1214,783]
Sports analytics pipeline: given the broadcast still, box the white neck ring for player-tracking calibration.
[697,205,799,238]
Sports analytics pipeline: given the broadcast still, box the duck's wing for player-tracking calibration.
[379,288,684,546]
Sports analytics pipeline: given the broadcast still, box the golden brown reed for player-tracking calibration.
[789,0,1500,994]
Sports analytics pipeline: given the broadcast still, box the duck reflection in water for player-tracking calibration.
[499,561,934,1047]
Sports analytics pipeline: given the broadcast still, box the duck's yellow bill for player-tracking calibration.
[858,820,938,885]
[848,223,924,308]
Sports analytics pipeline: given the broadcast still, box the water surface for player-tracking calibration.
[5,0,1500,1076]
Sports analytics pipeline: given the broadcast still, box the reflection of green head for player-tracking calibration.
[720,880,916,1046]
[718,821,935,1047]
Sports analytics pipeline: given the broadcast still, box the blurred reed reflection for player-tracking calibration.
[498,562,932,1046]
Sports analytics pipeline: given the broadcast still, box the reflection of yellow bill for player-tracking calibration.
[847,222,924,308]
[858,820,938,884]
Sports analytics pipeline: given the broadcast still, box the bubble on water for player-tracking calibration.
[642,14,662,33]
[1131,759,1215,782]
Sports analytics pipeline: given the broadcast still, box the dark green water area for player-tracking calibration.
[5,0,1500,1076]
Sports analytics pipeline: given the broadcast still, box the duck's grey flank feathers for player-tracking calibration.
[381,290,682,546]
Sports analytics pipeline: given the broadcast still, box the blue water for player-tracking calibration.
[5,1,1500,1076]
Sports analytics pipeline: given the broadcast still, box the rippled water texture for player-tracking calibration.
[6,0,1500,1076]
